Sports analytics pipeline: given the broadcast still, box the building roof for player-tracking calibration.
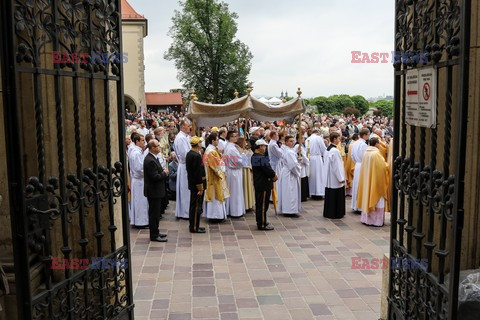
[146,92,183,106]
[121,0,146,20]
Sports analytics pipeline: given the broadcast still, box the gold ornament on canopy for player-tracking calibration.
[296,87,302,97]
[233,89,239,98]
[246,83,253,96]
[190,91,199,101]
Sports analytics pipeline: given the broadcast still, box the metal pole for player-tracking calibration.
[448,0,471,318]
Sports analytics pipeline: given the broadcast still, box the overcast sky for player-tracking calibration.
[128,0,394,99]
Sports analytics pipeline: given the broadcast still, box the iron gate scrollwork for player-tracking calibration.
[0,0,134,319]
[389,0,471,319]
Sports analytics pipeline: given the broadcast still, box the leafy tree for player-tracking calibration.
[371,99,394,117]
[328,95,355,114]
[351,95,369,115]
[165,0,253,103]
[312,96,337,114]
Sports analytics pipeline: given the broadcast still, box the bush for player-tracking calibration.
[343,107,361,118]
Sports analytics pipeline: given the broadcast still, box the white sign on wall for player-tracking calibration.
[405,67,437,128]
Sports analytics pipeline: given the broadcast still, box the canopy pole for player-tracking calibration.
[245,112,249,150]
[297,113,303,159]
[193,119,197,136]
[297,88,303,161]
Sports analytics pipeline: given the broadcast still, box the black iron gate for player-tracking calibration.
[389,0,471,319]
[0,0,134,319]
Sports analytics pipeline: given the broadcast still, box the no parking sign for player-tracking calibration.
[405,67,437,128]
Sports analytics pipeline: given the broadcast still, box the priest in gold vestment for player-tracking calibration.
[371,129,388,161]
[357,137,389,227]
[204,132,229,221]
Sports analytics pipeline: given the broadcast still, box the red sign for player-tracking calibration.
[423,83,431,101]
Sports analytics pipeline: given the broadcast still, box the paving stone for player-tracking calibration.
[251,280,275,287]
[256,295,283,305]
[168,313,191,320]
[236,298,259,308]
[152,299,170,309]
[309,304,332,316]
[354,287,380,295]
[132,198,386,319]
[193,285,216,297]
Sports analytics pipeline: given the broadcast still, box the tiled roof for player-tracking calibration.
[121,0,146,20]
[146,92,183,106]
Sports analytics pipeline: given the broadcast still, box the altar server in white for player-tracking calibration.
[351,128,370,213]
[279,135,302,215]
[323,131,346,219]
[224,130,245,217]
[128,134,149,227]
[308,128,327,198]
[173,120,192,219]
[294,134,310,202]
[268,131,283,203]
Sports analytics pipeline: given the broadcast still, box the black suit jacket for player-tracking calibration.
[186,150,206,192]
[143,153,168,198]
[251,152,276,191]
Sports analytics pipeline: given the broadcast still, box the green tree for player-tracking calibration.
[165,0,253,103]
[351,95,369,115]
[371,100,394,117]
[328,95,355,114]
[311,96,336,114]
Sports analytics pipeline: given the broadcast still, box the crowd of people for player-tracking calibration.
[125,109,394,242]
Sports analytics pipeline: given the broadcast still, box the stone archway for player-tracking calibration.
[124,95,137,112]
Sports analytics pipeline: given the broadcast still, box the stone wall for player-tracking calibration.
[122,22,146,112]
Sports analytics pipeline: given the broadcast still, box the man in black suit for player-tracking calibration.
[143,139,169,242]
[185,136,207,233]
[251,139,277,231]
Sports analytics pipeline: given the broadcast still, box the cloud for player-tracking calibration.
[128,0,394,98]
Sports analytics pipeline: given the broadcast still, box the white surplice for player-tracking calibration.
[218,138,227,153]
[351,138,368,211]
[308,134,327,196]
[268,139,284,203]
[224,142,245,217]
[203,145,228,220]
[137,127,149,137]
[279,146,301,214]
[128,145,149,226]
[324,146,345,189]
[174,131,191,218]
[293,144,309,178]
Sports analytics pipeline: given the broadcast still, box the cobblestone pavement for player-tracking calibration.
[130,198,390,320]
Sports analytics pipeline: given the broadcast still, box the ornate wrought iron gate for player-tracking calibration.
[0,0,134,319]
[389,0,471,319]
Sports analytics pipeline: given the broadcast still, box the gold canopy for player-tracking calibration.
[186,93,306,127]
